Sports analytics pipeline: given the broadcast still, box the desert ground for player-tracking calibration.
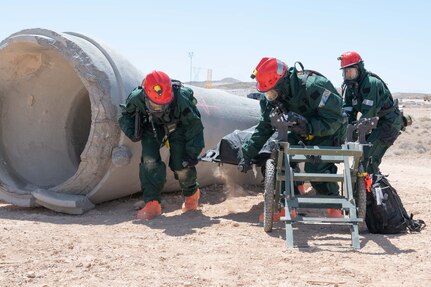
[1,104,430,287]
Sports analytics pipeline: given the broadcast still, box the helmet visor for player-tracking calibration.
[342,67,359,81]
[145,97,168,113]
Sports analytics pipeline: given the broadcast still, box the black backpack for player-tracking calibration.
[365,174,426,234]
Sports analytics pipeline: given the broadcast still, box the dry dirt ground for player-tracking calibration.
[1,106,430,287]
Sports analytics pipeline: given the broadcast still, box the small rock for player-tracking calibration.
[27,271,36,278]
[133,201,146,210]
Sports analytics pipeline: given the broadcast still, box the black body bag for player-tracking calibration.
[365,174,426,234]
[200,126,275,165]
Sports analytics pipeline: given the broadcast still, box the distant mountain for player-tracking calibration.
[187,80,430,101]
[218,77,241,84]
[393,92,431,100]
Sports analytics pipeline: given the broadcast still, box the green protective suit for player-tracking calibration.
[118,85,204,203]
[342,63,402,175]
[242,67,346,196]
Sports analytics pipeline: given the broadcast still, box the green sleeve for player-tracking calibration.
[179,88,205,159]
[342,87,358,123]
[118,87,147,141]
[359,77,388,119]
[242,97,275,159]
[306,82,344,137]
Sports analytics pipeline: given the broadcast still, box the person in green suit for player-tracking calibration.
[119,70,204,220]
[338,51,402,175]
[239,57,346,220]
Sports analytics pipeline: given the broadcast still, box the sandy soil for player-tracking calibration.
[1,106,430,287]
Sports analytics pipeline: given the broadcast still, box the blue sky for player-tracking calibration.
[1,1,430,93]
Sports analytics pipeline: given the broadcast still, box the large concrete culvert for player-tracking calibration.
[0,42,92,189]
[0,28,261,214]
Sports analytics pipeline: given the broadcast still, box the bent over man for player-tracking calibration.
[239,57,346,220]
[338,51,402,175]
[119,71,204,219]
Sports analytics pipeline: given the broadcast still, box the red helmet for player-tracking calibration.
[251,57,288,92]
[142,70,173,105]
[338,51,363,69]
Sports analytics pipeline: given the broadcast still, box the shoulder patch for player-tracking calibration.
[363,87,371,94]
[182,107,191,116]
[318,89,331,107]
[310,90,320,100]
[362,99,374,106]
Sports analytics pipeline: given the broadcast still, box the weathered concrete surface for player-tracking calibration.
[0,28,261,214]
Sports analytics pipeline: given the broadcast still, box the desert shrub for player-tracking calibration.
[399,142,410,150]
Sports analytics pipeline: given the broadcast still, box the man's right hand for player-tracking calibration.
[238,157,252,173]
[287,112,310,138]
[182,157,199,168]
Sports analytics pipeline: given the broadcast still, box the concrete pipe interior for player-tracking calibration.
[0,41,91,190]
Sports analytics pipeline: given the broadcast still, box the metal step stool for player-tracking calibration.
[277,142,364,249]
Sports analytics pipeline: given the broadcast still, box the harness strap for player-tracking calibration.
[408,214,426,232]
[294,61,327,87]
[377,99,399,118]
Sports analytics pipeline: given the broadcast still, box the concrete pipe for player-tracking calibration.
[0,28,261,214]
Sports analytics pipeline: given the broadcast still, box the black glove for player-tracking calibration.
[238,157,252,173]
[308,155,322,164]
[287,112,310,138]
[182,157,199,168]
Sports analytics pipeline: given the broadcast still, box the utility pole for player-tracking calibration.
[188,52,194,83]
[205,68,213,89]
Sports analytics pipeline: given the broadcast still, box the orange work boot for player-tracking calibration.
[297,184,305,195]
[259,208,296,222]
[182,188,200,213]
[136,200,161,220]
[327,208,343,218]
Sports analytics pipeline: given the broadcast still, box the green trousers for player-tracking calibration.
[139,127,198,203]
[362,118,401,175]
[289,133,341,196]
[362,139,390,175]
